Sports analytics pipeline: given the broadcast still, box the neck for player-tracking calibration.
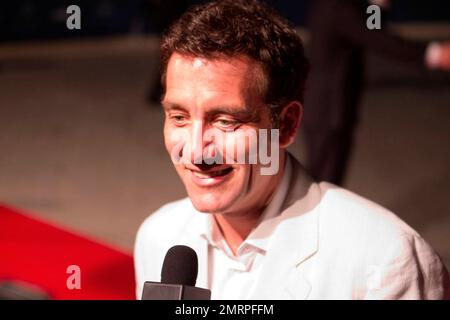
[213,210,263,255]
[214,153,287,255]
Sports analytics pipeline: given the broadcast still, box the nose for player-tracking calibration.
[184,120,214,165]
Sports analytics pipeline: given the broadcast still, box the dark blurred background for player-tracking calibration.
[2,0,450,42]
[0,1,449,271]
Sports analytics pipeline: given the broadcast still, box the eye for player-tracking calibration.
[169,114,188,125]
[218,119,233,126]
[215,118,239,131]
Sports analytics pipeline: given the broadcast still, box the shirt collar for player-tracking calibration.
[244,154,292,252]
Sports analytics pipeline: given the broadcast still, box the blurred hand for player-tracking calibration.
[438,42,450,70]
[427,41,450,71]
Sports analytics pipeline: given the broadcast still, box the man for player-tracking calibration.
[303,0,450,185]
[134,0,450,299]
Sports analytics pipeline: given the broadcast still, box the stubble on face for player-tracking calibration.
[163,53,284,218]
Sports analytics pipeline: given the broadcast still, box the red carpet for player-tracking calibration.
[0,204,135,299]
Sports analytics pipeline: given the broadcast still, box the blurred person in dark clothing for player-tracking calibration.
[303,0,450,185]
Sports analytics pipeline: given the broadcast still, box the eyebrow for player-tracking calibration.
[161,102,187,112]
[206,106,252,117]
[162,101,258,120]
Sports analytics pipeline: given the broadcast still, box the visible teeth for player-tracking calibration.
[192,168,231,178]
[193,171,211,178]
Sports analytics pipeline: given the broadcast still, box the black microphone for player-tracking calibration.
[141,245,211,300]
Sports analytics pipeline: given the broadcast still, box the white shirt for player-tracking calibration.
[134,154,450,299]
[199,156,292,299]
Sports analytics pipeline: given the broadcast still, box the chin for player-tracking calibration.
[188,191,237,214]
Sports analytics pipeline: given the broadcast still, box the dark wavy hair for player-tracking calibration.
[160,0,309,118]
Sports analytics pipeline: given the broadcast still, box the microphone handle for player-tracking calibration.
[141,281,211,300]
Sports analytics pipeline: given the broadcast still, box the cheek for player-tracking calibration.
[220,129,259,164]
[163,124,171,151]
[163,128,175,158]
[164,125,189,164]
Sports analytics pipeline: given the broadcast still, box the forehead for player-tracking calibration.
[167,53,258,76]
[164,53,264,103]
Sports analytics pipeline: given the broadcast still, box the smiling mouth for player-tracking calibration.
[190,167,233,179]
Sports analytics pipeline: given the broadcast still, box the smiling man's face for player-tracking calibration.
[162,53,284,217]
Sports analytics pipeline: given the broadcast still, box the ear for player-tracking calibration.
[278,101,302,149]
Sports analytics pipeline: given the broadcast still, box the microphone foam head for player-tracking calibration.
[161,245,198,286]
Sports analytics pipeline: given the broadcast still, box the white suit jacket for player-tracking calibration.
[134,156,450,299]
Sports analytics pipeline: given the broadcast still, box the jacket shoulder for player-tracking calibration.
[314,184,449,299]
[134,197,194,298]
[136,197,193,244]
[318,182,420,239]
